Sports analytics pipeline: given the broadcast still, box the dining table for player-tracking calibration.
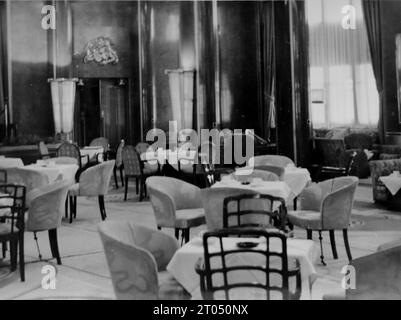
[80,146,104,164]
[24,163,79,184]
[167,234,318,300]
[0,157,24,169]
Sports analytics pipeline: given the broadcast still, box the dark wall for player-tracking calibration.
[381,1,401,135]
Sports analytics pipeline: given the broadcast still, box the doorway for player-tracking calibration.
[76,78,128,148]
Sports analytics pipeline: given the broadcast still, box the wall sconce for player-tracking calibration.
[77,79,85,86]
[48,78,78,141]
[118,78,126,86]
[165,69,195,132]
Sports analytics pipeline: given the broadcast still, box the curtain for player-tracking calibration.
[307,0,379,128]
[361,0,383,140]
[260,1,276,141]
[0,1,7,138]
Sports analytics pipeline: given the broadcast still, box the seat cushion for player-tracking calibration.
[288,210,322,230]
[158,271,191,300]
[68,183,80,196]
[175,208,206,229]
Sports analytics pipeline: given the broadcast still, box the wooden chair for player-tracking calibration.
[98,221,190,300]
[122,145,153,201]
[195,228,301,300]
[223,193,287,230]
[57,141,89,169]
[68,161,115,223]
[0,184,26,281]
[287,176,359,265]
[146,176,205,243]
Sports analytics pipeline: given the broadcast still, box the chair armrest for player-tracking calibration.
[194,258,208,300]
[287,259,301,300]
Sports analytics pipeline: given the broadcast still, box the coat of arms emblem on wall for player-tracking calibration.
[83,36,119,65]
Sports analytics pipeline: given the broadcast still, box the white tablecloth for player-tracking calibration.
[141,149,197,167]
[213,180,293,203]
[167,236,318,300]
[25,164,79,184]
[379,175,401,196]
[80,147,104,163]
[0,157,24,169]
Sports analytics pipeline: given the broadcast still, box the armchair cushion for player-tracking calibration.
[287,210,322,230]
[298,183,322,212]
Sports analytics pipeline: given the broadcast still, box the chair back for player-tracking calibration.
[200,187,258,230]
[38,141,50,159]
[147,176,202,228]
[248,155,294,168]
[98,221,179,300]
[78,160,115,196]
[199,228,297,300]
[135,141,151,155]
[90,137,109,151]
[0,184,26,235]
[115,139,125,167]
[122,145,142,176]
[319,176,359,229]
[314,138,348,168]
[223,193,285,229]
[57,142,82,167]
[26,179,70,231]
[7,167,49,193]
[233,169,279,182]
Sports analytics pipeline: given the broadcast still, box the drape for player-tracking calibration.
[361,0,384,140]
[260,1,276,141]
[307,0,379,128]
[0,1,7,128]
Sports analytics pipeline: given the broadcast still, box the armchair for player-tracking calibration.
[146,176,205,243]
[98,221,190,300]
[57,142,89,169]
[287,176,359,265]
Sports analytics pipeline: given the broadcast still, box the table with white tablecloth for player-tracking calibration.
[379,173,401,196]
[0,157,24,169]
[24,164,79,184]
[141,149,198,171]
[212,179,293,204]
[80,146,104,163]
[167,235,318,300]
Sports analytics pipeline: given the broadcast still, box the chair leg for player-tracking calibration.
[175,228,180,240]
[98,195,106,221]
[10,239,17,272]
[120,167,124,186]
[135,178,139,195]
[69,196,74,224]
[64,197,68,219]
[73,196,77,218]
[2,241,7,258]
[183,229,190,243]
[329,230,338,259]
[18,232,25,281]
[139,178,144,202]
[48,229,61,265]
[343,229,352,262]
[318,231,326,266]
[124,176,129,201]
[157,226,161,230]
[113,166,119,189]
[306,229,312,240]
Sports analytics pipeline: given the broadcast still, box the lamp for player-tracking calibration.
[165,69,195,132]
[48,78,78,141]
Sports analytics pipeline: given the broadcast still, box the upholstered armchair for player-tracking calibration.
[7,167,49,195]
[68,160,115,223]
[26,180,70,265]
[98,221,190,300]
[287,176,359,265]
[247,155,294,168]
[146,176,205,243]
[369,159,401,209]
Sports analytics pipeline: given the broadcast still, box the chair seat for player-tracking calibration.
[158,271,191,300]
[68,183,80,196]
[175,208,206,229]
[287,210,322,230]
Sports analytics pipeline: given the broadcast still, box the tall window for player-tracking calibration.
[307,0,379,128]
